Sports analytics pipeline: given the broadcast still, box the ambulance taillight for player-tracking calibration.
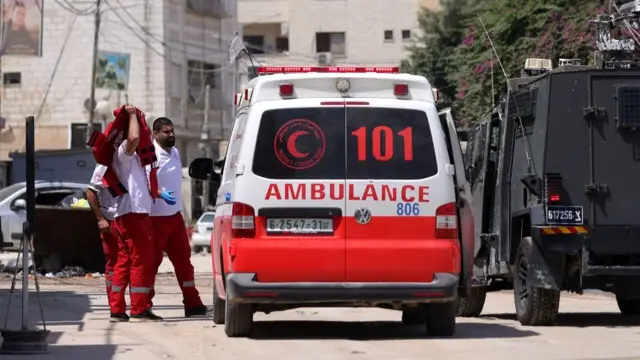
[231,202,256,238]
[394,83,409,96]
[435,202,458,239]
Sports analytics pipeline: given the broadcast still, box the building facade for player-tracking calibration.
[0,0,239,162]
[238,0,439,81]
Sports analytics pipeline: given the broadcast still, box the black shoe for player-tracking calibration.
[185,305,212,318]
[130,309,163,322]
[109,313,130,322]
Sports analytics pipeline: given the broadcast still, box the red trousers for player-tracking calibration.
[111,213,155,315]
[148,212,203,309]
[101,222,121,314]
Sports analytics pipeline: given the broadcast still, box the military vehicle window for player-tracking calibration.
[252,108,345,179]
[346,108,438,179]
[469,123,487,190]
[616,86,640,128]
[464,124,478,182]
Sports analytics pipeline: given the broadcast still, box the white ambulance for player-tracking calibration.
[188,66,474,338]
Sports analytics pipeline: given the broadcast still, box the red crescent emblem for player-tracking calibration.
[273,119,326,170]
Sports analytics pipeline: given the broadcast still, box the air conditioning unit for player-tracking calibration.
[317,52,333,66]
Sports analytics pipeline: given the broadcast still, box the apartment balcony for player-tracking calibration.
[186,0,234,19]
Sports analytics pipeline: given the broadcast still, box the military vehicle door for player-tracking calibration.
[439,108,475,286]
[590,77,640,226]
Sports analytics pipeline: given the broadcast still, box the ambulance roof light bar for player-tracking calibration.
[257,66,400,74]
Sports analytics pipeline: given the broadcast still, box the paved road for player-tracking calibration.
[0,256,639,359]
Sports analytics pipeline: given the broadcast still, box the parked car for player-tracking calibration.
[0,181,89,250]
[190,211,214,253]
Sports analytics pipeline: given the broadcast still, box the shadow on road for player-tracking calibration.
[481,312,640,327]
[248,320,538,340]
[0,288,117,359]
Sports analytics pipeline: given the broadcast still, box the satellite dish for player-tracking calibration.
[95,100,112,117]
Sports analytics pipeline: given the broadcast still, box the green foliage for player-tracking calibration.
[403,0,599,125]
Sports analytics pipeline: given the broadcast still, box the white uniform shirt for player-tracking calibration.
[150,140,183,217]
[88,164,117,221]
[112,140,153,217]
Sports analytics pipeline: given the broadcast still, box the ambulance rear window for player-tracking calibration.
[252,107,438,180]
[346,107,438,179]
[252,107,346,179]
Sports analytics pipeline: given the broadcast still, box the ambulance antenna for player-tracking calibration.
[476,13,536,173]
[228,32,257,75]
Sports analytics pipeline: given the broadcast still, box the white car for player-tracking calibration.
[0,181,89,250]
[190,211,215,253]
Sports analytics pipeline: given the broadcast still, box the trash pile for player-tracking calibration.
[43,266,102,279]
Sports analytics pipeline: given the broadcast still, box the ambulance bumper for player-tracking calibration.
[225,273,459,304]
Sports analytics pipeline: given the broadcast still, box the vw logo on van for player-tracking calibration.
[354,208,372,224]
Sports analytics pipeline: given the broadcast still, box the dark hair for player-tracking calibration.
[153,117,173,132]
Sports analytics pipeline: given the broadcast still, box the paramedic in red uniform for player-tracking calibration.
[110,104,163,322]
[86,164,124,322]
[148,117,210,317]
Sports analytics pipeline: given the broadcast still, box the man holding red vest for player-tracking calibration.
[147,117,210,317]
[88,104,172,322]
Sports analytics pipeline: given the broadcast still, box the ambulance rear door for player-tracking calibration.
[238,100,348,283]
[344,99,457,283]
[439,108,475,288]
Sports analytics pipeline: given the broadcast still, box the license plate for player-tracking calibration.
[266,218,333,234]
[546,206,584,225]
[206,227,213,231]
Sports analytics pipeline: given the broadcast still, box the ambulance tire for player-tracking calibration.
[401,307,427,325]
[616,295,640,315]
[212,281,225,324]
[224,295,254,337]
[513,237,560,326]
[456,286,487,317]
[425,301,456,337]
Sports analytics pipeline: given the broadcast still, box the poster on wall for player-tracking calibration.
[95,50,131,91]
[0,0,43,56]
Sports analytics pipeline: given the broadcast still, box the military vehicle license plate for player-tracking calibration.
[266,218,333,234]
[546,206,584,225]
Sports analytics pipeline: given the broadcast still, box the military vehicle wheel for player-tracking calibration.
[616,295,640,315]
[212,281,225,324]
[425,301,456,337]
[224,298,253,337]
[402,307,427,325]
[513,237,560,326]
[457,286,487,317]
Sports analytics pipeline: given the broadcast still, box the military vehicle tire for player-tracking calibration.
[616,295,640,315]
[513,237,560,326]
[425,301,456,337]
[457,286,487,317]
[402,307,427,325]
[212,281,225,324]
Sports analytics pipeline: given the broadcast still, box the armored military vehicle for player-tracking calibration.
[457,0,640,325]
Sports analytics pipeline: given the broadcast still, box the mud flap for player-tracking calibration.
[528,236,566,290]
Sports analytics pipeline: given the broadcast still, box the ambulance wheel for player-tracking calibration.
[224,299,253,337]
[191,245,203,253]
[401,306,427,325]
[212,281,225,325]
[457,286,487,317]
[513,237,560,326]
[425,301,456,337]
[616,295,640,315]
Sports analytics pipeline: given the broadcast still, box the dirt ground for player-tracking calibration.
[0,255,640,360]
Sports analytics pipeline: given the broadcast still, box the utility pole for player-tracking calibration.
[87,0,102,142]
[201,83,210,210]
